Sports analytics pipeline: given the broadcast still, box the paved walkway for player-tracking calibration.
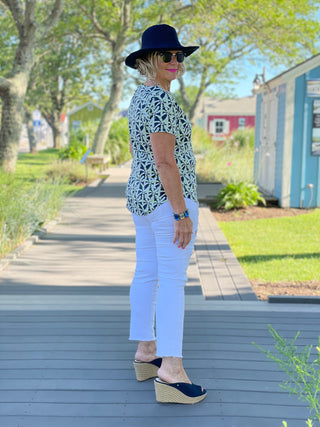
[0,163,319,427]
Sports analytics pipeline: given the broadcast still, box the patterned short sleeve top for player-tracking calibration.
[126,84,198,216]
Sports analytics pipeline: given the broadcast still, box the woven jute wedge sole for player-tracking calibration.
[133,360,160,381]
[154,379,207,404]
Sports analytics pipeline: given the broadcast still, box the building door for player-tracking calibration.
[258,89,278,194]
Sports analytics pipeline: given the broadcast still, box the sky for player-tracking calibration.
[120,60,288,109]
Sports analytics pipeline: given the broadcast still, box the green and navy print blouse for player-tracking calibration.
[126,84,198,216]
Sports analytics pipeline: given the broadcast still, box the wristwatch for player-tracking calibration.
[173,209,189,221]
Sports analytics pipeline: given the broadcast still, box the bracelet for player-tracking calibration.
[173,209,189,221]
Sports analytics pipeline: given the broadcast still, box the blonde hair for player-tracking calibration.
[135,51,185,80]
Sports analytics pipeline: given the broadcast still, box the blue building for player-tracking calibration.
[254,54,320,208]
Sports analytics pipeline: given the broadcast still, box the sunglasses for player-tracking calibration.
[157,51,185,63]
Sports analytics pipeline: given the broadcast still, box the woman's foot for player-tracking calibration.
[135,340,157,363]
[157,357,192,384]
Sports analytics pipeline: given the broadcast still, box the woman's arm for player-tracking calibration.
[150,131,193,249]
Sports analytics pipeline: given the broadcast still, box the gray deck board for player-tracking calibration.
[0,303,319,426]
[0,417,310,427]
[1,163,319,427]
[195,206,258,301]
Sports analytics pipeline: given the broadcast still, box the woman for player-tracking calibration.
[125,24,207,404]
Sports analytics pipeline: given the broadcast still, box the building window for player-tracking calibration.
[238,118,245,129]
[215,120,224,134]
[209,119,230,136]
[209,119,230,137]
[72,120,81,130]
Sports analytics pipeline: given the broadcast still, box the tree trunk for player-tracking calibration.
[52,112,62,149]
[178,70,208,127]
[189,86,205,127]
[0,75,29,172]
[0,0,63,172]
[25,108,37,153]
[92,57,124,155]
[43,110,63,149]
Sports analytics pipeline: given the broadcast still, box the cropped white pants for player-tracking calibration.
[129,198,199,357]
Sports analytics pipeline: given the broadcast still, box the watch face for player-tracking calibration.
[173,210,189,220]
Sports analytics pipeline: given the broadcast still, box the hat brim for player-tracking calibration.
[125,46,199,69]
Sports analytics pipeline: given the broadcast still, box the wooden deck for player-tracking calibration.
[0,163,319,427]
[0,297,319,427]
[195,206,258,301]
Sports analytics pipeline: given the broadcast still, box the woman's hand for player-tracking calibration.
[173,217,193,249]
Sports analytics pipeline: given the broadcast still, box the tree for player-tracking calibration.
[173,0,320,124]
[0,0,63,172]
[73,0,183,155]
[24,6,106,150]
[72,0,135,155]
[24,105,37,153]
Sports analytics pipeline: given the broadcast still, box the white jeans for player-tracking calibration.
[129,198,199,357]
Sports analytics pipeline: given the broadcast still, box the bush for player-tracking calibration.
[216,181,266,210]
[45,160,99,184]
[226,127,255,150]
[192,126,214,155]
[104,117,131,164]
[58,137,88,161]
[193,127,255,184]
[0,173,65,257]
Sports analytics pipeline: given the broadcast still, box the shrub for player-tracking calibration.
[216,181,266,210]
[193,127,255,184]
[0,173,65,257]
[45,160,98,184]
[58,138,88,161]
[226,127,255,150]
[104,117,131,165]
[192,126,214,155]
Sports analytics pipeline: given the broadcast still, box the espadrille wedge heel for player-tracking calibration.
[133,358,162,381]
[154,378,207,404]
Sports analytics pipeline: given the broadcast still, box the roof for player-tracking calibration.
[200,96,256,116]
[259,53,320,92]
[67,101,103,117]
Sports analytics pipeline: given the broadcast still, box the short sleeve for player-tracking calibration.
[148,90,177,136]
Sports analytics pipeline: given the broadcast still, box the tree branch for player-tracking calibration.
[91,10,112,41]
[115,0,131,52]
[2,0,24,34]
[37,0,64,39]
[22,0,37,44]
[74,0,114,44]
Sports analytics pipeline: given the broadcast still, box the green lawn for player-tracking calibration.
[218,209,320,282]
[15,149,60,181]
[15,149,90,195]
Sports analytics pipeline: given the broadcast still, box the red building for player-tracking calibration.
[196,96,256,141]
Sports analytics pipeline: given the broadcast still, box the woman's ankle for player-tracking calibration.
[135,340,157,362]
[157,357,191,384]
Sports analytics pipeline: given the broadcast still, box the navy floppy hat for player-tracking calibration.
[125,24,199,69]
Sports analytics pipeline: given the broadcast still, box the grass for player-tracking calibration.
[0,171,66,257]
[15,148,96,195]
[193,127,319,283]
[15,148,60,180]
[0,149,99,258]
[218,209,320,282]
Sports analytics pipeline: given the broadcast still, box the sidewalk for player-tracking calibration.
[0,163,319,427]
